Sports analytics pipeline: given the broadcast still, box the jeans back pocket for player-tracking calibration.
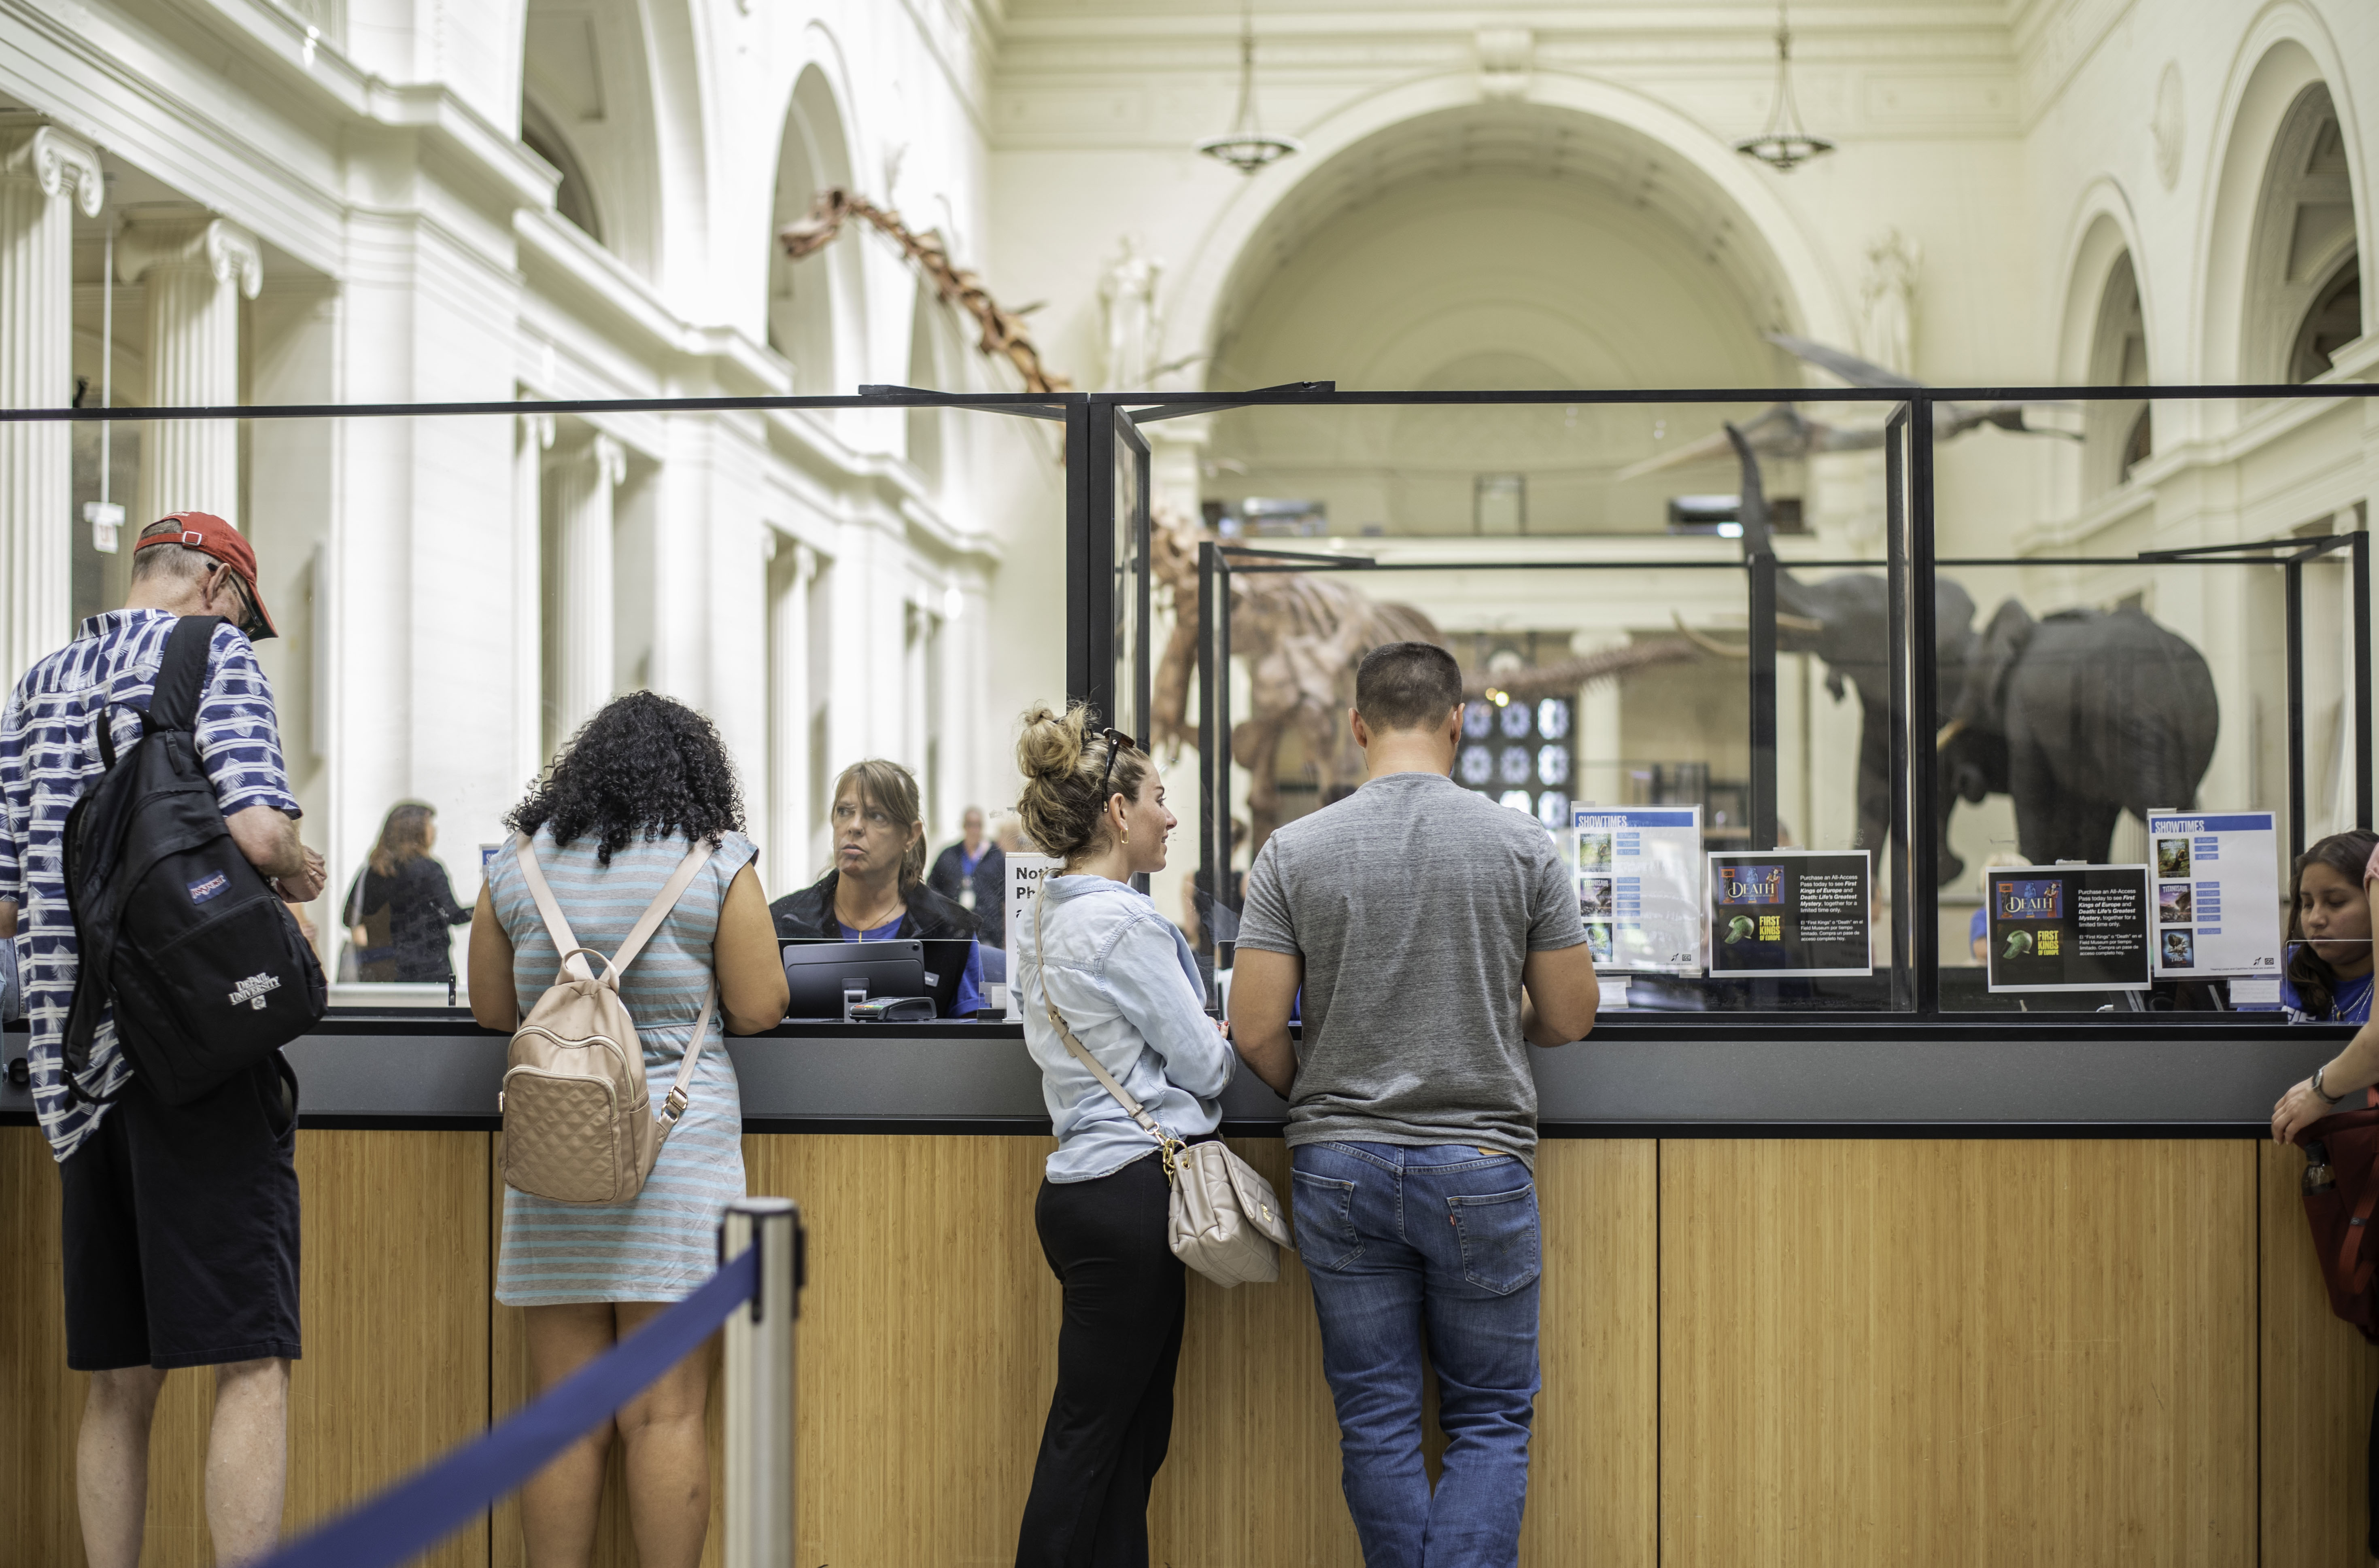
[1291,1171,1363,1271]
[1447,1184,1540,1295]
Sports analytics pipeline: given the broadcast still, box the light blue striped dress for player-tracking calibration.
[490,827,754,1305]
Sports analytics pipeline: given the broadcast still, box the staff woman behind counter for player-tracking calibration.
[771,758,986,1015]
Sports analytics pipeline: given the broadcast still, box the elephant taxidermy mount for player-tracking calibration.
[1148,511,1702,858]
[1716,424,2217,885]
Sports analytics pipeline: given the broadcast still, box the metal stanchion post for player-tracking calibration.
[722,1197,803,1568]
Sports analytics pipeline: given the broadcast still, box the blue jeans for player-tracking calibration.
[1291,1140,1542,1568]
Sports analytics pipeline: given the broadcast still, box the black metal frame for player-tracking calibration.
[1090,382,2379,1024]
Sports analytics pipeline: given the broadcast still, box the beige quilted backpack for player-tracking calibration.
[498,834,720,1205]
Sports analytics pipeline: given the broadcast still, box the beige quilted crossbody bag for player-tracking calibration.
[1032,888,1292,1286]
[498,835,720,1206]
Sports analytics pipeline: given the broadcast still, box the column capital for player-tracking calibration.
[0,122,104,216]
[793,542,819,581]
[117,212,263,299]
[519,410,556,451]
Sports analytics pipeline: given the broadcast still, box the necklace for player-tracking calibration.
[2334,972,2374,1022]
[837,880,905,931]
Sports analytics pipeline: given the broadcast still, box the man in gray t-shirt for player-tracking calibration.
[1230,641,1598,1563]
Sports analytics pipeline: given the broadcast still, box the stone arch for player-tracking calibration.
[768,62,863,395]
[2055,196,2154,495]
[2195,11,2370,385]
[1161,71,1852,392]
[520,0,669,281]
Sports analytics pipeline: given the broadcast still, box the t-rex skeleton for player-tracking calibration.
[779,188,1071,395]
[1149,511,1701,856]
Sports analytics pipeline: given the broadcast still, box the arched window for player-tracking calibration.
[521,98,603,244]
[2246,85,2362,384]
[2085,252,2150,492]
[768,68,856,394]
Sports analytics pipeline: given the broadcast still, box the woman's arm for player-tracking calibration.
[716,862,791,1034]
[2273,878,2379,1142]
[429,859,473,926]
[467,884,518,1032]
[1096,916,1235,1099]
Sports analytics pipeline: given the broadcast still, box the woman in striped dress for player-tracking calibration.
[468,692,789,1568]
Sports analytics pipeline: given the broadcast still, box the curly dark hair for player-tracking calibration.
[507,691,746,865]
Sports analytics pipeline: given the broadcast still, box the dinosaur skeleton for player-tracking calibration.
[778,188,1072,395]
[1614,332,2078,480]
[1149,511,1701,856]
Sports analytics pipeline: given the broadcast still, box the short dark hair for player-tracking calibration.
[1355,641,1463,734]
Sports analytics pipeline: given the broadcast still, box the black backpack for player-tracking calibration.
[59,615,327,1105]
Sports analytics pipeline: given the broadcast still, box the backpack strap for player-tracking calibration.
[146,615,223,734]
[513,834,591,982]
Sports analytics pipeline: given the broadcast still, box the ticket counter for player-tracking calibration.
[4,1013,2369,1568]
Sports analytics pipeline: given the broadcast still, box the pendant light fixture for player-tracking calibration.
[1734,0,1835,173]
[1198,0,1300,176]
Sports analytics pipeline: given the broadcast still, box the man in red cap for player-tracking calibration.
[0,511,324,1568]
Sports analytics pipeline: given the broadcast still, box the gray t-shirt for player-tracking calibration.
[1234,770,1589,1163]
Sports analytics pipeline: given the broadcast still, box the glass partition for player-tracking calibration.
[1142,386,2376,1021]
[30,396,1070,1012]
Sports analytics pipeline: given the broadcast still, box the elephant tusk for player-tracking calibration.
[1935,717,1966,750]
[1774,612,1825,633]
[1672,613,1749,659]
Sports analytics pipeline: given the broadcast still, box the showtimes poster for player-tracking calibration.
[2143,811,2283,979]
[1706,850,1873,977]
[1572,806,1704,974]
[1985,864,2152,992]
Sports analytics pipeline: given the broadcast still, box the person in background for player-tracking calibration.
[773,759,985,1016]
[2277,830,2379,1030]
[928,803,1008,949]
[0,512,325,1568]
[1230,640,1602,1568]
[1009,704,1234,1568]
[993,810,1029,855]
[469,691,788,1568]
[342,801,472,984]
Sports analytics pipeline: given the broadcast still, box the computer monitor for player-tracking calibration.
[916,938,973,1017]
[780,939,926,1020]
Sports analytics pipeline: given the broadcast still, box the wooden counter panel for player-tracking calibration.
[0,1125,489,1567]
[2258,1136,2379,1566]
[1660,1139,2255,1568]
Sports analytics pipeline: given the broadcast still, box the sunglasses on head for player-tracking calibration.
[209,564,269,643]
[1096,726,1145,804]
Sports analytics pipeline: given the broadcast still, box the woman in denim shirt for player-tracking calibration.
[1009,702,1234,1568]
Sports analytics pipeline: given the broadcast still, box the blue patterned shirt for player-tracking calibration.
[0,611,300,1161]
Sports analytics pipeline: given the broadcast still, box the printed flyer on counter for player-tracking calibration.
[1706,850,1873,977]
[2144,811,2283,979]
[1985,864,2153,992]
[1573,806,1705,974]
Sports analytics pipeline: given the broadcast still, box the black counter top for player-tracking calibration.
[1,1012,2346,1137]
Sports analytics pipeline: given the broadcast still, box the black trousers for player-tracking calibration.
[1015,1151,1185,1568]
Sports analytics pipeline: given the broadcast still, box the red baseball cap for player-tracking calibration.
[135,512,278,640]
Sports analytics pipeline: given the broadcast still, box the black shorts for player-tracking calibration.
[58,1052,302,1371]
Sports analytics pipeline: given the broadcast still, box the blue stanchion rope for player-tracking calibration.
[256,1247,760,1568]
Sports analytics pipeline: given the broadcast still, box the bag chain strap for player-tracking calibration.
[1032,885,1185,1180]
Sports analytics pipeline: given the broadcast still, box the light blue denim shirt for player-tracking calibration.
[1016,874,1235,1182]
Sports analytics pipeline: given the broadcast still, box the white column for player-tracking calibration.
[118,214,261,528]
[0,125,103,675]
[548,432,624,739]
[1572,630,1627,808]
[768,539,816,895]
[514,411,553,781]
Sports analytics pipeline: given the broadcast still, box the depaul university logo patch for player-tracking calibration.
[228,971,282,1011]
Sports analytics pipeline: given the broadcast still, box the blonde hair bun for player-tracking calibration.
[1016,703,1090,783]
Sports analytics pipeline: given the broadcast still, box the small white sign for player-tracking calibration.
[1573,806,1704,975]
[2143,811,2283,979]
[1005,853,1059,1021]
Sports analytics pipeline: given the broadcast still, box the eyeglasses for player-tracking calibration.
[211,564,269,643]
[1096,726,1144,804]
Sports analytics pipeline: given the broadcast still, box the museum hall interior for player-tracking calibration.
[3,2,2378,1565]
